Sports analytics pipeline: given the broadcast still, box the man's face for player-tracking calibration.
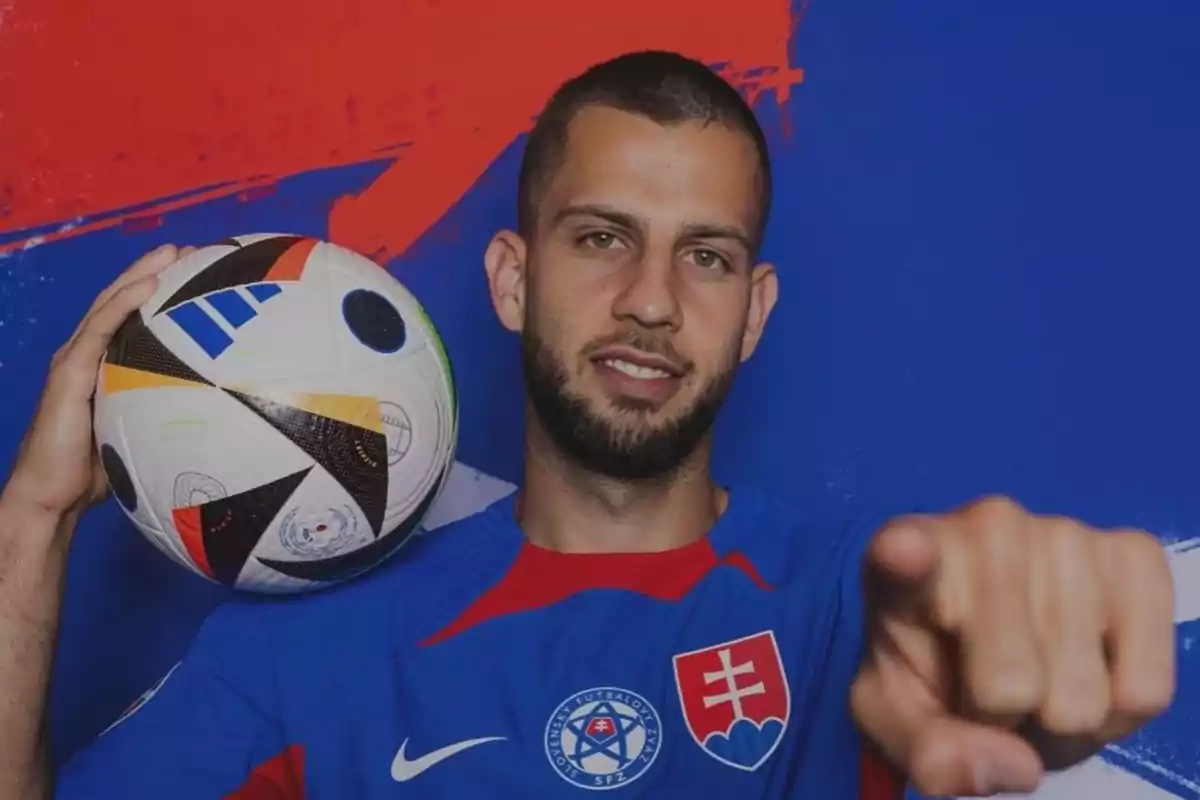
[488,106,777,480]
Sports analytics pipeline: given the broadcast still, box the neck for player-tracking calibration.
[519,415,726,554]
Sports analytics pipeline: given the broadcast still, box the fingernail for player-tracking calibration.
[975,761,1036,795]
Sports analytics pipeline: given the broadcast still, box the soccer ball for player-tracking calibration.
[93,234,457,593]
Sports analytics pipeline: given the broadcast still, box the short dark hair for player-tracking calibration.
[516,50,773,252]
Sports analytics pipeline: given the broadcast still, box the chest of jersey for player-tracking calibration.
[274,570,867,798]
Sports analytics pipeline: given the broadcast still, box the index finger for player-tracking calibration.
[52,276,161,398]
[85,244,182,317]
[66,244,192,352]
[862,516,947,624]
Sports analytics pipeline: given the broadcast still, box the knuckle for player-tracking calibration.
[1111,528,1168,566]
[1039,682,1110,735]
[1113,674,1175,719]
[966,494,1025,520]
[1041,516,1099,569]
[109,280,141,304]
[971,666,1044,716]
[1105,529,1173,598]
[1041,515,1088,541]
[1038,706,1105,737]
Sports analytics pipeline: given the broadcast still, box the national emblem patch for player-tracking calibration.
[672,630,790,771]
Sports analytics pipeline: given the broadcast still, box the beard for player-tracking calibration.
[521,326,738,482]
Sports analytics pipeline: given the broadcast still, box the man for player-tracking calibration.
[0,50,1176,799]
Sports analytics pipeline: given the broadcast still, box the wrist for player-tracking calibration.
[0,483,76,546]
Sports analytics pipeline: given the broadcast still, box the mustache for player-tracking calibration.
[580,330,694,372]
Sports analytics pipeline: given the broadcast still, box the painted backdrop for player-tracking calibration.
[1,1,1197,797]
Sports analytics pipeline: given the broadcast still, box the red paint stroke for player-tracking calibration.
[0,1,802,259]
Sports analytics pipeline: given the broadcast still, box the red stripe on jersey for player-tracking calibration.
[223,744,305,800]
[421,539,772,646]
[860,746,905,800]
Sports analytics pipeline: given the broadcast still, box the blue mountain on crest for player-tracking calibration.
[703,717,785,769]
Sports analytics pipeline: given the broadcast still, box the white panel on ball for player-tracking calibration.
[93,233,457,594]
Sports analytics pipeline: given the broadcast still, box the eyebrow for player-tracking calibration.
[553,204,638,231]
[553,204,755,254]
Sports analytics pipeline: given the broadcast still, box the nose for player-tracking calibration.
[610,252,682,331]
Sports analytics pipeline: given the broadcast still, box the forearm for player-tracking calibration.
[0,494,75,800]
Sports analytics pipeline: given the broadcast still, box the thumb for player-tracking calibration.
[852,659,1045,797]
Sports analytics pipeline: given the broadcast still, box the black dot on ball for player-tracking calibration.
[342,289,406,354]
[100,443,138,513]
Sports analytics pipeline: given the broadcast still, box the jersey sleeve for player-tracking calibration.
[835,514,908,800]
[54,600,299,800]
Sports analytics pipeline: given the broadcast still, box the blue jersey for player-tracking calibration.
[56,488,904,799]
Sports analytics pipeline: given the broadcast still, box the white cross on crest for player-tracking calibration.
[701,647,767,720]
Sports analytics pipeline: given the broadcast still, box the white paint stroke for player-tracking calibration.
[57,217,84,234]
[420,460,516,533]
[973,754,1188,800]
[1105,744,1200,797]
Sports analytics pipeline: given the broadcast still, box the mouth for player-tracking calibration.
[587,345,687,406]
[588,346,685,380]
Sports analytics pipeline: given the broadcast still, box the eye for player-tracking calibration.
[685,248,730,272]
[578,231,625,250]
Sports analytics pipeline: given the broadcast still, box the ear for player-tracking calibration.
[740,262,779,362]
[483,229,528,333]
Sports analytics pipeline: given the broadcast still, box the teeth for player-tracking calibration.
[603,359,671,380]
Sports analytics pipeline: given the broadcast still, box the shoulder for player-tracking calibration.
[717,487,889,589]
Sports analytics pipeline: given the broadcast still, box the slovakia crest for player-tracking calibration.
[672,630,790,771]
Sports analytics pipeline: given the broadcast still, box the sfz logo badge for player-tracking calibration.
[544,686,662,790]
[672,630,790,771]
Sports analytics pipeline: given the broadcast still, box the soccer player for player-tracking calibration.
[0,51,1176,799]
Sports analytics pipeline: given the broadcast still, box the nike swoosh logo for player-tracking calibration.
[390,736,506,782]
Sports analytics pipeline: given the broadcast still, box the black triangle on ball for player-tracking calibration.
[155,235,306,314]
[105,311,213,386]
[223,389,389,536]
[197,467,313,586]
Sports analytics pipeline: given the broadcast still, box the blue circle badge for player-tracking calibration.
[544,686,662,791]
